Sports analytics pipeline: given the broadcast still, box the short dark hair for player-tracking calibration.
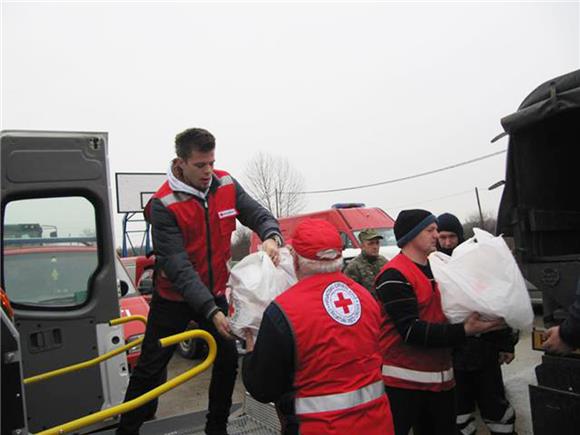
[175,128,215,159]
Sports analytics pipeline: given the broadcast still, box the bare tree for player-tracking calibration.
[244,152,306,217]
[462,211,498,239]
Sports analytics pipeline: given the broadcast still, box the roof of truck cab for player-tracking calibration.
[335,207,395,230]
[501,69,580,134]
[277,207,394,233]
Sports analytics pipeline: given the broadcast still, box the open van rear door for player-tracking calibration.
[1,131,128,432]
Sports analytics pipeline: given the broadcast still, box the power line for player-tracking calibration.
[386,189,474,210]
[287,149,507,194]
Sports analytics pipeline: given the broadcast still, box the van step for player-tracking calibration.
[190,415,278,435]
[96,397,282,435]
[97,414,276,435]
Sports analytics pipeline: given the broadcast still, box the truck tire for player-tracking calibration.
[176,338,209,360]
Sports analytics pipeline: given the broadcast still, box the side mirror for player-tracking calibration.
[118,280,129,297]
[138,278,153,295]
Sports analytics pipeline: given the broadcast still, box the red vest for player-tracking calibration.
[275,272,394,435]
[377,253,455,392]
[151,169,237,301]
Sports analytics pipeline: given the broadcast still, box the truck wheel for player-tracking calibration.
[176,338,197,359]
[176,338,209,360]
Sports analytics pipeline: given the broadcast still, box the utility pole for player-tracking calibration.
[475,187,484,228]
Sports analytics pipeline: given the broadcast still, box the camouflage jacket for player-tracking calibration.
[344,253,388,294]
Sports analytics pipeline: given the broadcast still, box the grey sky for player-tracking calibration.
[2,1,579,246]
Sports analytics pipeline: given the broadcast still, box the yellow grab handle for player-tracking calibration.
[110,314,147,327]
[37,329,217,435]
[24,315,147,385]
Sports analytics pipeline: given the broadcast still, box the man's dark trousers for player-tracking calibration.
[117,293,238,435]
[385,386,457,435]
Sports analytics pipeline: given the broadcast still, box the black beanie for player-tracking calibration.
[437,213,464,243]
[394,209,437,248]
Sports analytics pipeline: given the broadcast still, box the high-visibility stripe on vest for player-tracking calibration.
[294,380,385,415]
[381,365,454,384]
[275,272,394,435]
[377,253,455,392]
[151,169,237,301]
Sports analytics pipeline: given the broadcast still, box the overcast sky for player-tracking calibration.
[2,1,579,246]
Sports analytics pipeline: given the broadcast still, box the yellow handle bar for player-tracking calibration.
[24,315,147,385]
[110,314,148,327]
[37,329,217,435]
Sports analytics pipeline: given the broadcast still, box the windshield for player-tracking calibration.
[353,228,397,247]
[4,250,97,306]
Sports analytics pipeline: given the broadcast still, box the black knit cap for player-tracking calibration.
[437,213,464,243]
[394,209,438,248]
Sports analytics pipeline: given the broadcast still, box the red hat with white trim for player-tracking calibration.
[291,219,342,261]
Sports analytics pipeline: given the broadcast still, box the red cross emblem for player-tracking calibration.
[334,292,353,314]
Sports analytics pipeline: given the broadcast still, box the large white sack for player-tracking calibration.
[228,248,297,340]
[429,228,534,331]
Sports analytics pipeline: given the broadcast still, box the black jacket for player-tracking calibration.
[149,174,281,318]
[453,329,518,371]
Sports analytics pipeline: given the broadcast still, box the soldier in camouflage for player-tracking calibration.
[344,228,388,294]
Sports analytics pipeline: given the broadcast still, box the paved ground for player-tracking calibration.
[156,315,543,434]
[499,316,543,435]
[156,353,246,420]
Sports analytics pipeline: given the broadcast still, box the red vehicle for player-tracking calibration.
[3,245,149,370]
[0,286,14,319]
[115,252,151,369]
[120,254,155,303]
[250,204,399,262]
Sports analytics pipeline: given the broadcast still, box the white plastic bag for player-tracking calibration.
[429,228,534,330]
[228,248,297,340]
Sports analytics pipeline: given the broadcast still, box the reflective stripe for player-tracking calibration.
[486,422,514,433]
[219,175,234,187]
[295,380,384,415]
[456,413,473,425]
[382,365,454,383]
[159,192,191,207]
[457,412,476,435]
[460,421,477,435]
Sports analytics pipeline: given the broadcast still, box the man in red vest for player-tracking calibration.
[117,128,283,435]
[243,218,395,435]
[375,209,505,435]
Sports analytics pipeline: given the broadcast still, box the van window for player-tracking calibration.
[2,197,97,307]
[340,232,356,249]
[353,228,397,246]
